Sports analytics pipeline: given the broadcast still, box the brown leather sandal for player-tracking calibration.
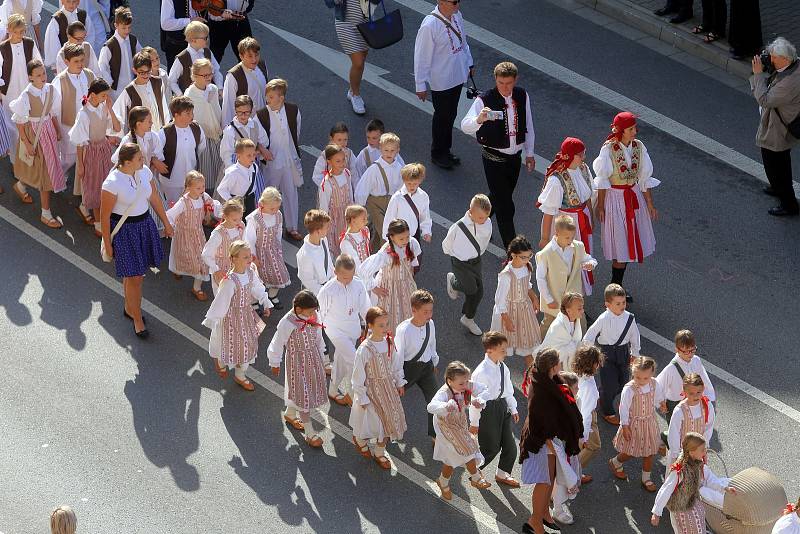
[608,458,628,480]
[14,183,33,204]
[40,216,63,229]
[374,454,391,470]
[352,436,371,458]
[305,435,323,448]
[436,479,452,500]
[75,206,94,225]
[234,376,255,391]
[191,288,208,301]
[213,359,228,379]
[283,414,304,431]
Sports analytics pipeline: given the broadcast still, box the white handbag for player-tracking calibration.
[101,176,146,262]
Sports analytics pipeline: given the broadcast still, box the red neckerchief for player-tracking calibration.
[448,386,471,409]
[784,503,797,515]
[700,395,710,424]
[291,313,324,331]
[203,194,214,213]
[558,383,576,404]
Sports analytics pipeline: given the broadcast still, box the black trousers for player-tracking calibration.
[700,0,727,35]
[478,398,517,474]
[761,147,799,212]
[728,0,762,56]
[660,399,680,445]
[482,150,521,248]
[598,344,630,416]
[662,0,693,16]
[161,30,186,70]
[207,18,253,63]
[430,84,462,158]
[451,256,483,319]
[403,360,438,437]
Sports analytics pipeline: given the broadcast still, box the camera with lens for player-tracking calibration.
[760,49,774,72]
[466,73,479,99]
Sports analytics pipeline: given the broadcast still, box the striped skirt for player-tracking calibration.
[0,106,11,157]
[14,119,65,193]
[81,140,114,209]
[613,414,661,457]
[521,446,553,485]
[600,185,656,263]
[198,138,224,192]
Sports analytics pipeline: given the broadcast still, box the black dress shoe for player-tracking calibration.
[448,153,461,165]
[763,186,779,197]
[542,519,561,532]
[653,6,676,15]
[134,327,149,339]
[669,12,692,23]
[768,206,800,217]
[521,523,533,534]
[431,155,455,169]
[626,292,634,303]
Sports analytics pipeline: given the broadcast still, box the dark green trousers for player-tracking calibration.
[478,398,516,474]
[451,256,483,319]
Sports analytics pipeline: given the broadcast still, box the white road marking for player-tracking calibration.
[0,205,512,534]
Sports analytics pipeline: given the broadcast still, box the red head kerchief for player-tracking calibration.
[606,111,637,142]
[544,137,586,177]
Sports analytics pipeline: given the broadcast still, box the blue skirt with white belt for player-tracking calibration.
[520,446,551,485]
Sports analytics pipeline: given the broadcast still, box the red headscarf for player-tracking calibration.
[544,137,586,177]
[606,111,637,142]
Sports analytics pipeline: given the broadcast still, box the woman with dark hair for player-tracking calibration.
[519,348,584,534]
[100,142,173,338]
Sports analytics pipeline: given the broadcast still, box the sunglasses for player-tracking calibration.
[442,0,460,4]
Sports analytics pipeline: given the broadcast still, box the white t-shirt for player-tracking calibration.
[101,167,154,216]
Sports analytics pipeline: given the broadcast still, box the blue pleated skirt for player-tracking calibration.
[520,446,551,485]
[111,213,164,278]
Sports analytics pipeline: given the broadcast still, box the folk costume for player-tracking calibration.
[339,227,370,270]
[490,263,541,357]
[244,208,291,291]
[68,99,118,211]
[166,192,221,280]
[201,222,245,295]
[442,211,492,322]
[185,82,224,191]
[666,398,715,464]
[612,378,665,458]
[354,156,402,253]
[318,167,353,258]
[427,381,487,468]
[395,317,439,438]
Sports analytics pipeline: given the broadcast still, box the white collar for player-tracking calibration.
[550,236,572,252]
[483,354,501,367]
[114,31,129,43]
[233,117,252,128]
[27,83,49,97]
[236,162,253,173]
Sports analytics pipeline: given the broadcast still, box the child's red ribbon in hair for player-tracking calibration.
[81,94,88,106]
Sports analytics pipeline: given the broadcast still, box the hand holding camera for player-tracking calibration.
[477,107,503,124]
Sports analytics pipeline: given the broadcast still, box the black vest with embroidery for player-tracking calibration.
[475,87,527,149]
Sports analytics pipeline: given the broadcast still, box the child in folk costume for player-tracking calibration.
[68,77,121,237]
[10,58,65,228]
[97,8,141,101]
[353,118,404,188]
[311,121,357,187]
[157,95,206,204]
[538,137,596,296]
[550,371,583,525]
[490,235,541,369]
[111,51,171,133]
[167,20,223,96]
[469,331,521,489]
[166,171,221,302]
[572,344,603,485]
[357,218,421,334]
[296,208,334,296]
[354,132,402,253]
[221,37,268,126]
[256,77,304,240]
[42,0,93,73]
[219,94,269,167]
[536,215,596,338]
[244,187,290,309]
[339,204,370,270]
[773,498,800,534]
[382,162,431,246]
[267,290,329,448]
[53,21,98,75]
[428,360,491,500]
[443,194,493,337]
[202,198,245,295]
[593,111,659,301]
[141,47,172,104]
[217,138,261,214]
[0,0,43,47]
[318,254,371,407]
[608,356,667,493]
[317,143,353,258]
[202,240,272,391]
[350,306,407,469]
[666,373,715,465]
[540,293,585,372]
[184,58,223,192]
[583,283,641,426]
[651,432,735,534]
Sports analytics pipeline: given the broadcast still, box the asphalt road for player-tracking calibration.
[0,0,798,533]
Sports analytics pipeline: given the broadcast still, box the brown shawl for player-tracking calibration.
[519,372,584,461]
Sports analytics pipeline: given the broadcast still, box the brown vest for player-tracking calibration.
[228,61,268,97]
[124,78,165,125]
[57,68,95,126]
[162,122,201,176]
[255,103,299,152]
[104,34,138,90]
[54,9,87,46]
[176,47,211,93]
[0,37,35,95]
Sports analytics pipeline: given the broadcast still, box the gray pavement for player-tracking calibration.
[1,0,799,533]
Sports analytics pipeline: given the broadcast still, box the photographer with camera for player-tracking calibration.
[460,61,535,248]
[413,0,473,170]
[751,37,800,217]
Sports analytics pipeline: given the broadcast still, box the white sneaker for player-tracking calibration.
[551,504,574,525]
[446,272,459,300]
[347,90,366,114]
[460,315,482,336]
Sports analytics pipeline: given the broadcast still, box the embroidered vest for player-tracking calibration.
[124,78,165,125]
[535,241,585,317]
[606,139,642,186]
[162,122,201,176]
[555,163,593,208]
[176,47,211,92]
[0,37,34,95]
[57,69,95,126]
[54,9,87,45]
[255,102,300,152]
[475,86,527,149]
[228,61,268,97]
[104,34,138,90]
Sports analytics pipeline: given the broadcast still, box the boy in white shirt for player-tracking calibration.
[43,0,93,73]
[156,95,206,203]
[469,331,520,488]
[219,94,269,166]
[318,254,371,406]
[112,51,171,132]
[383,162,432,247]
[583,283,641,426]
[296,209,334,296]
[97,7,141,100]
[221,36,267,125]
[52,42,94,177]
[355,132,403,253]
[168,20,222,96]
[216,138,261,214]
[353,118,404,186]
[442,194,493,336]
[53,21,98,75]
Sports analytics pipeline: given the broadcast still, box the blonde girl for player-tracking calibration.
[317,143,353,258]
[427,360,490,500]
[184,58,224,191]
[244,186,291,308]
[201,198,245,295]
[166,170,221,301]
[349,306,407,470]
[357,218,421,334]
[609,356,667,492]
[50,505,76,534]
[339,204,370,269]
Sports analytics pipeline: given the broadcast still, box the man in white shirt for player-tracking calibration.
[461,61,535,249]
[413,0,472,170]
[395,290,439,439]
[159,0,203,68]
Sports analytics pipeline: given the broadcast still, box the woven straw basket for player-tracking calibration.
[703,467,786,534]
